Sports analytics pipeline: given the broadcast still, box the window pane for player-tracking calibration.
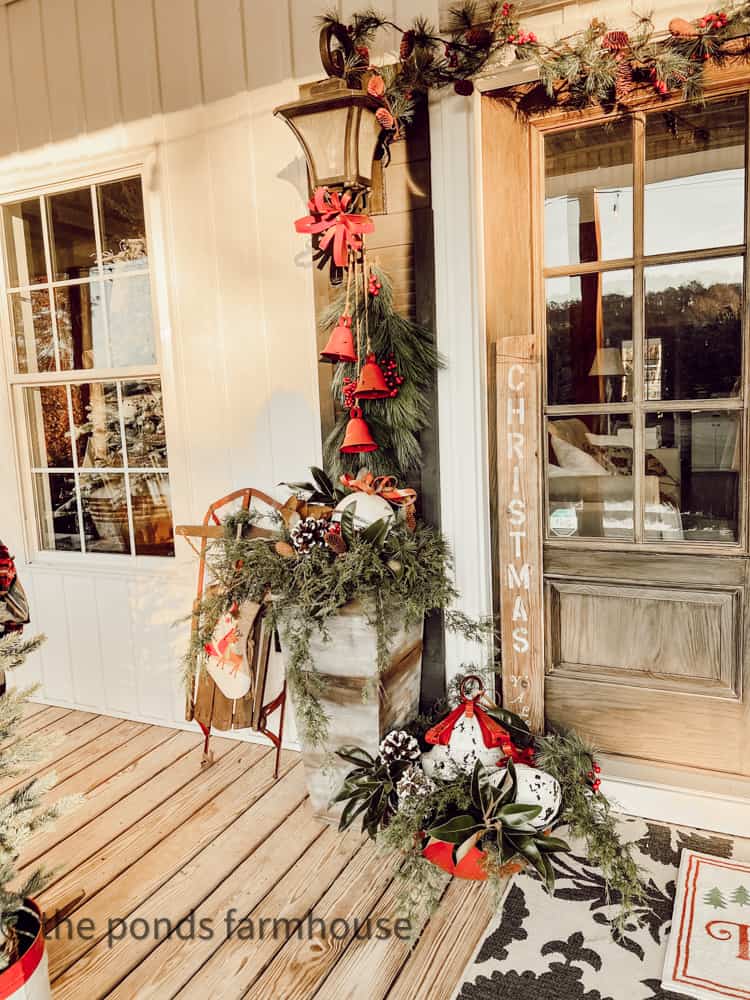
[547,414,634,539]
[645,97,746,255]
[645,411,740,542]
[3,199,46,286]
[47,188,97,282]
[80,473,130,553]
[644,257,742,401]
[34,472,81,551]
[98,177,148,269]
[25,386,74,468]
[54,281,106,370]
[544,119,633,269]
[71,382,123,468]
[130,473,174,555]
[104,273,156,367]
[122,380,167,467]
[546,270,632,405]
[10,289,55,373]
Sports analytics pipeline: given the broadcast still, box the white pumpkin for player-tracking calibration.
[421,710,504,778]
[489,763,562,832]
[334,491,395,533]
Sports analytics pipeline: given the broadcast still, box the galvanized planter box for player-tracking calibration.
[288,600,423,823]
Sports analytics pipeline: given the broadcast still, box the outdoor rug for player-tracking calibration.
[453,816,750,1000]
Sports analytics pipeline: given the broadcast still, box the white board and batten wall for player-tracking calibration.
[0,0,443,741]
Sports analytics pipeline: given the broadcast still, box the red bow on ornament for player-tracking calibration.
[425,689,535,766]
[340,472,417,508]
[294,187,375,268]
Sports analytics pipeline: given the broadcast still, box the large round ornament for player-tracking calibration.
[421,709,504,779]
[489,763,562,832]
[334,491,395,532]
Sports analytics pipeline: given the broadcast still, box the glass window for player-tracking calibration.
[544,119,633,269]
[544,95,747,546]
[3,176,173,558]
[645,97,746,256]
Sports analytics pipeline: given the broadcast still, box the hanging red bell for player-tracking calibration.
[320,314,357,364]
[340,406,378,453]
[354,353,390,399]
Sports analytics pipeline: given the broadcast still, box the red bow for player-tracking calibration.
[295,187,374,267]
[425,700,535,765]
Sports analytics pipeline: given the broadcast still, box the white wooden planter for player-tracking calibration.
[288,600,423,822]
[0,902,51,1000]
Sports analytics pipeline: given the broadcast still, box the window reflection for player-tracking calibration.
[644,257,742,400]
[98,177,148,268]
[3,199,46,287]
[546,270,632,405]
[547,414,635,539]
[645,411,740,542]
[544,119,633,268]
[33,472,81,551]
[47,188,97,282]
[79,473,130,554]
[10,289,55,373]
[645,97,746,255]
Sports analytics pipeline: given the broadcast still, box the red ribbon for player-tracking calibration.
[425,699,535,765]
[295,187,375,267]
[340,472,417,508]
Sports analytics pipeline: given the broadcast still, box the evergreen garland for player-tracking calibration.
[323,265,442,479]
[321,3,750,128]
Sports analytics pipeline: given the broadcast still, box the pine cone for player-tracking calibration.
[614,58,636,101]
[396,765,435,803]
[400,29,415,60]
[379,730,420,766]
[290,516,330,554]
[601,30,629,51]
[465,27,493,48]
[454,79,474,96]
[325,530,347,555]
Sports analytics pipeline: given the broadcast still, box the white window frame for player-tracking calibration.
[0,153,181,572]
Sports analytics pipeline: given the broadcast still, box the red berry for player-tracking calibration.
[587,770,594,778]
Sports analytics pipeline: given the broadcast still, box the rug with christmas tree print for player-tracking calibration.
[452,816,750,1000]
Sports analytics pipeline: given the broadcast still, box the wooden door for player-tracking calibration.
[485,87,750,776]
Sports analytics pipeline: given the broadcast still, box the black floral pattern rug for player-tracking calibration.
[453,816,749,1000]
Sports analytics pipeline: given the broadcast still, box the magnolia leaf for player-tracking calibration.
[456,830,483,864]
[311,466,335,499]
[338,794,370,832]
[499,803,543,827]
[360,517,390,547]
[536,835,571,853]
[470,760,484,810]
[340,506,356,545]
[427,814,484,845]
[336,746,374,767]
[484,705,534,748]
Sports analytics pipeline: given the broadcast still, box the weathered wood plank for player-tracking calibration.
[52,761,306,998]
[177,827,365,999]
[247,843,393,1000]
[18,724,177,866]
[14,706,74,739]
[386,879,498,1000]
[46,747,294,978]
[106,800,328,998]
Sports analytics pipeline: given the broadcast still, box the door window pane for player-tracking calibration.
[71,382,123,468]
[80,473,130,553]
[3,199,46,287]
[546,270,632,405]
[547,414,634,539]
[644,257,742,401]
[10,289,55,373]
[34,472,81,551]
[122,380,167,467]
[644,411,740,543]
[130,473,174,555]
[98,177,148,269]
[47,188,97,281]
[25,386,74,468]
[544,119,633,268]
[645,97,746,255]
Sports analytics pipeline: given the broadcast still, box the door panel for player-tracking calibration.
[545,578,740,698]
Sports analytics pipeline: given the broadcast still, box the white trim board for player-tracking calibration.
[601,756,750,838]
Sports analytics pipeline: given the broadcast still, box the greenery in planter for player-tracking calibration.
[0,633,75,970]
[183,470,488,747]
[334,687,645,932]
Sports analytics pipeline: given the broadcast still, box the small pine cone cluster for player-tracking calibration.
[290,516,330,554]
[379,730,420,766]
[400,29,415,60]
[465,27,493,48]
[396,764,435,804]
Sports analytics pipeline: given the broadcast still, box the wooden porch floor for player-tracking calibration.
[15,704,496,999]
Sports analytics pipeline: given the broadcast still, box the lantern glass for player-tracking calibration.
[275,85,381,190]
